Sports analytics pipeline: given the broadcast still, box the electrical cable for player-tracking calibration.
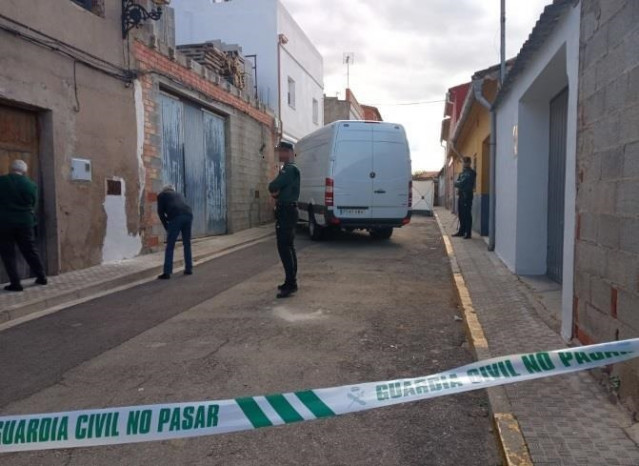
[0,13,133,82]
[72,60,81,112]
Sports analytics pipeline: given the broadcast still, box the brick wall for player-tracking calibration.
[133,40,276,251]
[575,0,639,411]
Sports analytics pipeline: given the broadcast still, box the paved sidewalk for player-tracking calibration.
[436,207,639,465]
[0,224,274,328]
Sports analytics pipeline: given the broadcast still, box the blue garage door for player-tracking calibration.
[160,94,226,237]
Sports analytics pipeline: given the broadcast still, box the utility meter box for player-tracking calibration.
[71,158,92,181]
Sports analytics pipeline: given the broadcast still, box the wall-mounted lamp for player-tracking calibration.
[122,0,171,39]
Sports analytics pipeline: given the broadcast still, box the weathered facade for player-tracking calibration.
[133,37,276,250]
[0,0,276,282]
[323,88,365,124]
[440,82,470,212]
[574,0,639,411]
[361,105,383,122]
[0,0,140,278]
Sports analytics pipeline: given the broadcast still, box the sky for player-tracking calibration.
[281,0,552,173]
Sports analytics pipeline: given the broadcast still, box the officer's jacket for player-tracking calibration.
[268,162,300,203]
[454,168,476,194]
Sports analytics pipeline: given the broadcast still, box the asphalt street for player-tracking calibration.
[0,217,500,466]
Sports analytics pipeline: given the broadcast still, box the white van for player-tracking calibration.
[295,120,412,240]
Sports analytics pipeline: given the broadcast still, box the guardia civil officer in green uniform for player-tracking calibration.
[453,156,477,239]
[268,141,300,298]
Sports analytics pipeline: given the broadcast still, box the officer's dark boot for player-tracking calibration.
[278,281,298,291]
[277,283,298,298]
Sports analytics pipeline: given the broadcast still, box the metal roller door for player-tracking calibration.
[160,94,227,237]
[547,87,568,283]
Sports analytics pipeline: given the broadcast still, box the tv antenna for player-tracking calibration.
[343,52,355,89]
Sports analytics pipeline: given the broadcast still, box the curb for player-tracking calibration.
[434,212,533,466]
[0,229,275,327]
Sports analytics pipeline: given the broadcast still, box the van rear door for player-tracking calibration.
[332,124,373,219]
[371,125,411,219]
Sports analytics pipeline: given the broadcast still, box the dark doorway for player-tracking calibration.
[547,87,568,283]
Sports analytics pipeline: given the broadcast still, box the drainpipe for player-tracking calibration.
[472,78,497,251]
[487,0,506,252]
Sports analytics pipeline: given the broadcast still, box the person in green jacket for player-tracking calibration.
[268,141,300,298]
[452,156,477,239]
[0,160,47,292]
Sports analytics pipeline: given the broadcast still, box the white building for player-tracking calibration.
[492,1,580,340]
[172,0,324,143]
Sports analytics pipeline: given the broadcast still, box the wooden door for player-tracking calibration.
[0,104,45,283]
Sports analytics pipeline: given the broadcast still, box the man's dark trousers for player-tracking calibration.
[276,204,298,286]
[0,226,46,285]
[457,192,473,236]
[163,213,193,276]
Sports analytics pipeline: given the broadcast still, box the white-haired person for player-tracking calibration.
[0,159,47,292]
[156,185,193,279]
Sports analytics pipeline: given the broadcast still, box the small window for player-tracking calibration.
[287,77,296,109]
[71,0,105,16]
[107,179,123,196]
[312,98,319,124]
[72,0,92,8]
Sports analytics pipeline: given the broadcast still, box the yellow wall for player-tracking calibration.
[455,80,498,196]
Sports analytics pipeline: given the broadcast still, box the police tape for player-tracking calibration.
[1,338,638,453]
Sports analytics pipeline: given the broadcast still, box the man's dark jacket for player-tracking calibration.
[157,190,192,230]
[0,173,38,229]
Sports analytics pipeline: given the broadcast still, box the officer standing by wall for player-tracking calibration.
[268,141,300,298]
[453,156,477,239]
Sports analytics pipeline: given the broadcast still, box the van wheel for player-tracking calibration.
[308,210,323,241]
[370,227,393,239]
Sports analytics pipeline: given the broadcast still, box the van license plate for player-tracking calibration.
[340,208,366,215]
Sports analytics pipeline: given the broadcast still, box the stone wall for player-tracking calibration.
[575,0,639,411]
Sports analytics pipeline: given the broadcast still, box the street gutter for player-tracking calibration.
[435,212,533,466]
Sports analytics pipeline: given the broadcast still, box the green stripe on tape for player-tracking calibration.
[295,391,335,418]
[235,397,273,428]
[265,394,304,423]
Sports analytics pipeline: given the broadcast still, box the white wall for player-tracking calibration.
[173,0,278,110]
[494,3,580,339]
[495,102,519,271]
[277,2,324,141]
[102,179,142,263]
[172,0,323,142]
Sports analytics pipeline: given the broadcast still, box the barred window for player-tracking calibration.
[71,0,105,17]
[287,77,296,109]
[312,98,319,124]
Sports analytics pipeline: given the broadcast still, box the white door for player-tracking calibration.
[370,126,410,219]
[412,180,434,212]
[332,126,373,219]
